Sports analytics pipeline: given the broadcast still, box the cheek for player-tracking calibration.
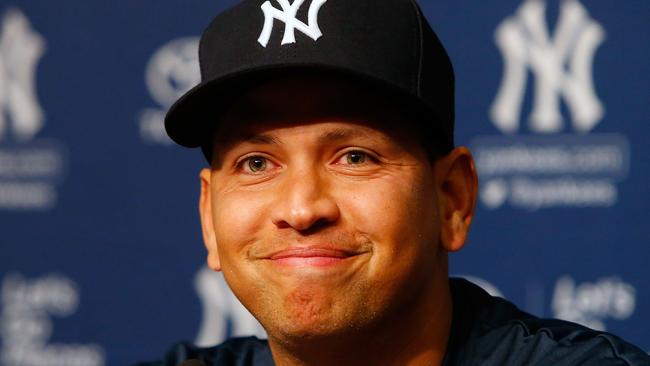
[211,189,275,312]
[341,170,440,275]
[212,190,268,261]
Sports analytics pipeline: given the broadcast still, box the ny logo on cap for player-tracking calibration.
[258,0,327,48]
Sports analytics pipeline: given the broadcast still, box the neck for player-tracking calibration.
[268,259,453,366]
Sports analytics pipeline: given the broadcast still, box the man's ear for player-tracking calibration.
[434,147,478,252]
[199,168,222,271]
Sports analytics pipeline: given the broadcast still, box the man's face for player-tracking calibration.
[200,76,449,342]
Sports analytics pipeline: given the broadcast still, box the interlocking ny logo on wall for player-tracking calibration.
[194,266,266,346]
[258,0,327,47]
[0,8,45,141]
[473,0,628,210]
[0,8,67,211]
[491,0,605,134]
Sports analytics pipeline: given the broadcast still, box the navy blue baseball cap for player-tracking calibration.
[165,0,455,155]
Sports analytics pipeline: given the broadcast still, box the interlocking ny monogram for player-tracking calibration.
[258,0,327,48]
[0,9,45,141]
[490,0,605,134]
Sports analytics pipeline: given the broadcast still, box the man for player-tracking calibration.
[142,0,650,365]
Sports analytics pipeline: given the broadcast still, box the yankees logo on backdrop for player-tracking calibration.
[491,0,605,134]
[258,0,327,47]
[471,0,630,211]
[194,267,266,346]
[0,8,45,141]
[0,8,67,211]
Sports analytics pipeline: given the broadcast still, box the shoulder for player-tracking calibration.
[447,278,650,366]
[475,314,650,365]
[134,336,273,366]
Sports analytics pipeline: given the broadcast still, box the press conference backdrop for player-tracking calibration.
[0,0,648,364]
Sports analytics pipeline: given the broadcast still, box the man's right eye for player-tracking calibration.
[237,155,275,174]
[247,156,267,172]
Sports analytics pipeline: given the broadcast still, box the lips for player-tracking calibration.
[268,247,355,260]
[263,246,365,267]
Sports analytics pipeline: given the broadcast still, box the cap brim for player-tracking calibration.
[164,63,442,149]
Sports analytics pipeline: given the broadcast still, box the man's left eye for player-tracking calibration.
[247,156,267,172]
[338,150,377,167]
[346,151,368,165]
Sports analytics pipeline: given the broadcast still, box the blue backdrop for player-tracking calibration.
[0,0,648,365]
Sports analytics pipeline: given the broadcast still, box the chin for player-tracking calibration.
[261,300,376,344]
[267,316,360,345]
[241,277,381,341]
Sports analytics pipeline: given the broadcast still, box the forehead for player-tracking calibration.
[213,73,420,146]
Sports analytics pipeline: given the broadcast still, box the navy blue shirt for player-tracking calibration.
[138,278,650,365]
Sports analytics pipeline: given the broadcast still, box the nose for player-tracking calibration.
[270,166,340,232]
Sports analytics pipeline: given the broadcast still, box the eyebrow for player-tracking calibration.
[238,127,374,146]
[240,133,281,145]
[319,128,372,143]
